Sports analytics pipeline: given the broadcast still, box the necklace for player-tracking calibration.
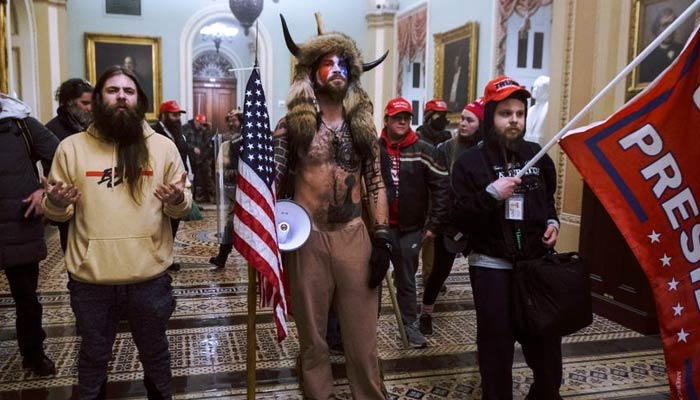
[320,119,346,135]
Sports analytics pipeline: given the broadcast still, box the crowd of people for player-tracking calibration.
[0,17,562,400]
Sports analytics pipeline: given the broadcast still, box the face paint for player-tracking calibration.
[316,54,348,85]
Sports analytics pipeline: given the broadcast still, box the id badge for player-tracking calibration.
[505,193,524,220]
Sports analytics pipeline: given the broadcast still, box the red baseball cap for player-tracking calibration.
[195,114,207,124]
[424,99,448,113]
[159,100,186,114]
[483,76,531,104]
[384,97,413,116]
[464,97,485,121]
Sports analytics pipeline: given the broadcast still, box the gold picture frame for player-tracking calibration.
[0,0,8,94]
[626,0,694,99]
[85,33,162,120]
[434,22,479,119]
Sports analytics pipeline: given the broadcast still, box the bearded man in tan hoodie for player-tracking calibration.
[42,65,191,400]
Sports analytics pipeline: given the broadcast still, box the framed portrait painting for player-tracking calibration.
[85,33,162,120]
[627,0,695,98]
[434,22,479,118]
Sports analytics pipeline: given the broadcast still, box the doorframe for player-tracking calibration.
[179,4,273,121]
[7,0,40,115]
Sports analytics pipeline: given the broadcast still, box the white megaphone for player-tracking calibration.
[274,199,312,252]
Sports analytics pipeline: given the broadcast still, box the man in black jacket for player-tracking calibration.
[0,94,59,376]
[379,97,449,349]
[451,76,560,399]
[151,100,190,271]
[45,78,94,252]
[45,78,93,141]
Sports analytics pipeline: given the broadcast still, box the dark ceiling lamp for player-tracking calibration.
[229,0,264,36]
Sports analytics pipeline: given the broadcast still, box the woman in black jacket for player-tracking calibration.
[0,95,59,376]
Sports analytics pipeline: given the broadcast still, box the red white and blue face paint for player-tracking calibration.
[315,54,348,85]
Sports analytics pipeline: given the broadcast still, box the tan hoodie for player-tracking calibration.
[42,122,192,284]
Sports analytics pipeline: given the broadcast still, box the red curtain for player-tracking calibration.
[495,0,552,75]
[396,5,427,95]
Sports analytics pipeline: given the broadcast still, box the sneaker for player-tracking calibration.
[404,322,428,348]
[418,313,433,336]
[167,263,181,271]
[22,355,56,376]
[209,256,226,269]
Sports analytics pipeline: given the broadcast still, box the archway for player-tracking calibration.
[179,4,273,122]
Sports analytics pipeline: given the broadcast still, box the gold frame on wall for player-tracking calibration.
[434,22,479,120]
[626,0,694,99]
[85,33,162,120]
[0,0,8,94]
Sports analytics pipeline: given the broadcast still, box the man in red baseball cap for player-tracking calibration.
[417,98,451,146]
[151,100,190,271]
[415,98,451,292]
[450,76,561,398]
[378,97,449,349]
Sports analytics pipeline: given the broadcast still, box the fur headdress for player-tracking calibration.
[280,14,388,162]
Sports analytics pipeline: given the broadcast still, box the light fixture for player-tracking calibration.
[229,0,264,36]
[200,22,239,53]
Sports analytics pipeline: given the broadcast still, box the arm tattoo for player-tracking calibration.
[362,141,389,234]
[273,119,289,192]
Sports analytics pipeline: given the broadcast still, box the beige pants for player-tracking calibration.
[286,219,385,400]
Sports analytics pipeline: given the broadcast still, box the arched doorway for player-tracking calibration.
[192,50,237,134]
[179,4,274,124]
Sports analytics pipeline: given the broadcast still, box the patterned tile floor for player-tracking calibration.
[0,208,671,399]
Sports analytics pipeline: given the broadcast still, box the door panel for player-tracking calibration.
[193,79,236,134]
[579,184,659,334]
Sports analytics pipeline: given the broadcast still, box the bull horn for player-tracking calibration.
[280,14,300,57]
[363,50,389,72]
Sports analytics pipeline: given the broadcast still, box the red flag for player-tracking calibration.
[233,69,288,341]
[560,27,700,398]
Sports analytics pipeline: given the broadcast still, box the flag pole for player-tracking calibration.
[246,21,261,400]
[515,0,700,178]
[246,264,257,400]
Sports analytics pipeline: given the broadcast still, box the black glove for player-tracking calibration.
[368,237,392,289]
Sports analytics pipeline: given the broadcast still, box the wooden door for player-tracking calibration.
[579,184,659,334]
[192,78,237,133]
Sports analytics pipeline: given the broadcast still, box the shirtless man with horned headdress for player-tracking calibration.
[273,14,391,399]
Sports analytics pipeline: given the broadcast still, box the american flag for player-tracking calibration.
[233,68,288,341]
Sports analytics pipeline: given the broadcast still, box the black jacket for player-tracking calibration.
[0,117,59,268]
[151,121,190,172]
[379,132,450,233]
[416,124,451,146]
[45,107,84,141]
[451,139,558,261]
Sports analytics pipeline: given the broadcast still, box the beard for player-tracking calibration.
[93,100,149,202]
[162,118,182,138]
[93,101,146,145]
[67,103,93,128]
[494,127,525,152]
[315,77,348,102]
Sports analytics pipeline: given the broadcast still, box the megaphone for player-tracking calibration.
[275,199,312,252]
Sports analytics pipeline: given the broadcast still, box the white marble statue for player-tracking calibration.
[525,75,549,145]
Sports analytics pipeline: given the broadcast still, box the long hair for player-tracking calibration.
[92,65,150,203]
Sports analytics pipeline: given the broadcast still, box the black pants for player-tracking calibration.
[422,234,457,306]
[4,263,47,360]
[69,274,175,400]
[58,221,69,253]
[470,266,562,400]
[192,163,213,200]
